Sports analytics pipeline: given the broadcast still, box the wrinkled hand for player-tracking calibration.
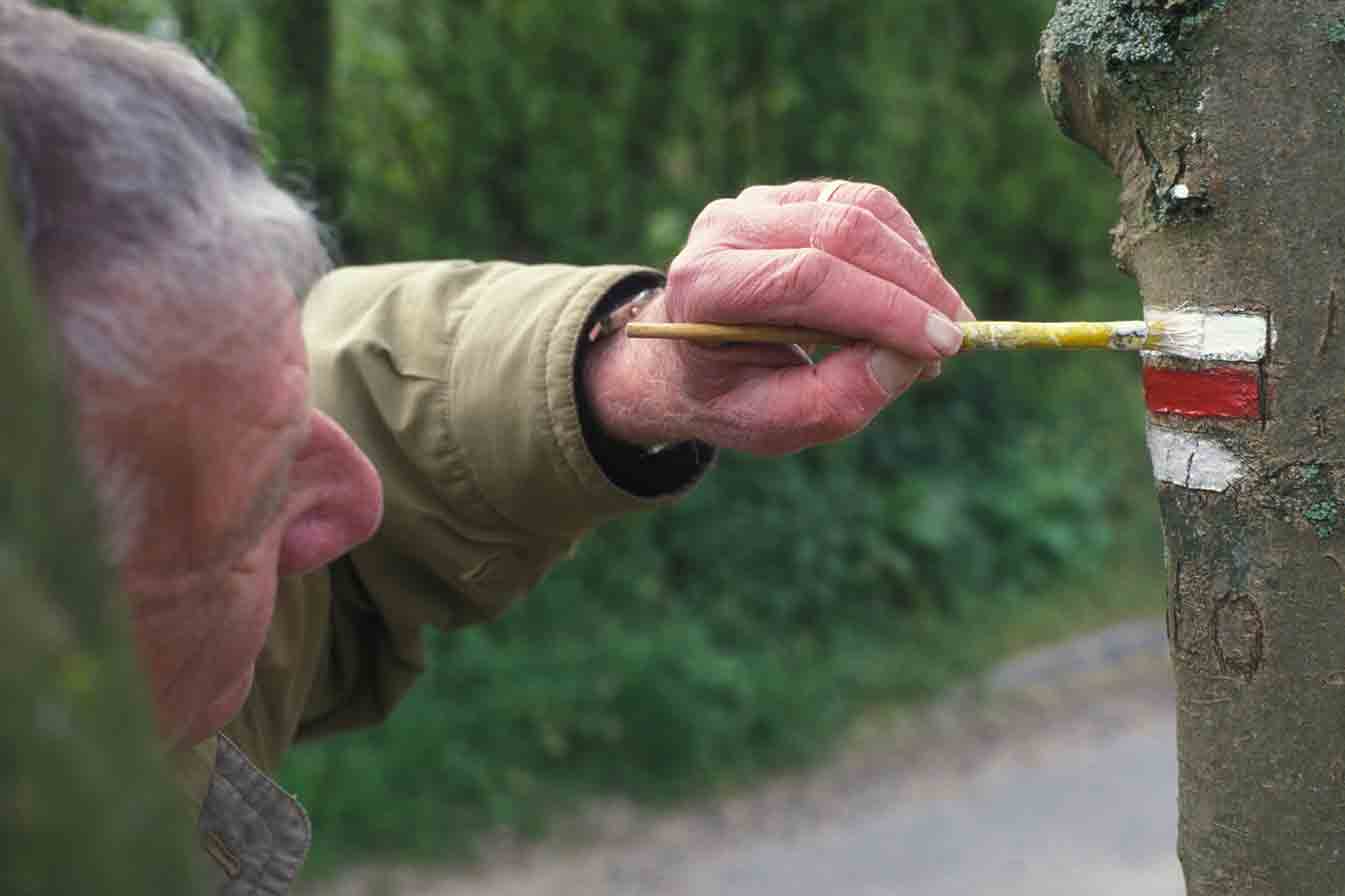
[583,180,973,456]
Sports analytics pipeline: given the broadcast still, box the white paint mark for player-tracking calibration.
[1170,184,1191,200]
[1146,424,1246,493]
[1149,310,1269,362]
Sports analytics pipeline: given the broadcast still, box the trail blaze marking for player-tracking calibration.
[1154,311,1269,362]
[1142,310,1267,491]
[1146,425,1245,493]
[1143,366,1260,419]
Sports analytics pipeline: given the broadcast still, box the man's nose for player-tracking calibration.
[277,409,383,577]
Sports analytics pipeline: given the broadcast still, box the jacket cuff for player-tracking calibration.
[574,276,716,498]
[447,264,713,536]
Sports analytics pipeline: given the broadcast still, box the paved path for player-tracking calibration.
[329,620,1183,896]
[661,685,1180,895]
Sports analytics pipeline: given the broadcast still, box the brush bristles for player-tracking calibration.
[1143,315,1201,353]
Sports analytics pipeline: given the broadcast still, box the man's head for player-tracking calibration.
[1,2,382,746]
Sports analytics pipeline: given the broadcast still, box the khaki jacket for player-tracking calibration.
[176,261,710,893]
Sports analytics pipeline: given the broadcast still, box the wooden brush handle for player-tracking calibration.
[624,321,851,346]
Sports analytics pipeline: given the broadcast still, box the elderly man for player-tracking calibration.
[3,2,970,890]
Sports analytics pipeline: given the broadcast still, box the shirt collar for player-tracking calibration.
[178,734,311,894]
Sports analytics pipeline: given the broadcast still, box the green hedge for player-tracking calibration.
[46,0,1161,872]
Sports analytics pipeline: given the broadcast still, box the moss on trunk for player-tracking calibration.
[1045,0,1228,66]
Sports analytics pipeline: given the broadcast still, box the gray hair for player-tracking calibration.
[0,1,332,562]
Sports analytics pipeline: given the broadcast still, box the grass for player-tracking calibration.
[957,500,1164,667]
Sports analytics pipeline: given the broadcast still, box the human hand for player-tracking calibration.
[582,180,973,456]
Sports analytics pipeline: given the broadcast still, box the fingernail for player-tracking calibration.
[919,361,942,381]
[868,348,923,396]
[925,310,964,357]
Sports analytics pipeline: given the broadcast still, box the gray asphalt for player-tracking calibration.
[329,620,1184,896]
[663,693,1180,895]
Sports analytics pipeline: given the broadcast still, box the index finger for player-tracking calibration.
[666,247,960,361]
[694,199,967,324]
[738,180,941,270]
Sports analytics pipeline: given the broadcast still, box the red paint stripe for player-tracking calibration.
[1144,367,1260,419]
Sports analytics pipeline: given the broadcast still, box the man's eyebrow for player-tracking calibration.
[238,462,291,542]
[231,420,307,548]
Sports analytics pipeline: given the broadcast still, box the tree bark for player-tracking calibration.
[0,153,200,888]
[173,0,205,43]
[1040,2,1345,892]
[253,0,349,254]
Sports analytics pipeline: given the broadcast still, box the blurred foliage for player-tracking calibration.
[0,149,200,892]
[46,0,1161,873]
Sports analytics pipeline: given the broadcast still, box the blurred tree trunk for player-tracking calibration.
[0,156,200,889]
[253,0,353,258]
[1040,1,1345,892]
[44,0,86,14]
[173,0,204,42]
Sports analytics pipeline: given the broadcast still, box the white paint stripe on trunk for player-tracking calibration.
[1149,310,1269,362]
[1146,424,1246,492]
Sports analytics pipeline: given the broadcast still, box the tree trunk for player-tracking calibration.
[0,156,200,888]
[253,0,350,255]
[173,0,204,43]
[1040,1,1345,892]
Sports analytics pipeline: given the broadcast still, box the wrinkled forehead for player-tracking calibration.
[164,273,309,397]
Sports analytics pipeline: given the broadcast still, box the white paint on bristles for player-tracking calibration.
[1146,424,1245,493]
[1170,184,1191,200]
[1147,309,1269,362]
[1107,321,1148,350]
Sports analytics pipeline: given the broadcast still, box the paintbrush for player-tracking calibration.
[625,311,1269,360]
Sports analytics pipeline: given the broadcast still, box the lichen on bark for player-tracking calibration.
[1045,0,1227,67]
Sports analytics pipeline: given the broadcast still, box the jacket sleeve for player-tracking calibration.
[291,261,713,741]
